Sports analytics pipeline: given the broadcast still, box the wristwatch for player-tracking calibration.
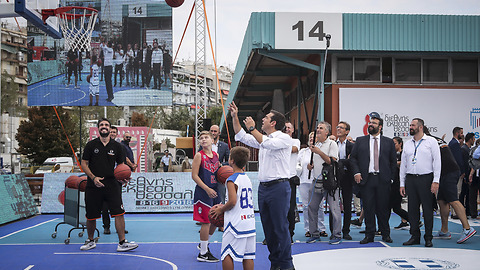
[248,126,255,132]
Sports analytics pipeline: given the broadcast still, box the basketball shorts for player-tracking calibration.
[193,185,220,223]
[437,170,460,203]
[89,85,99,96]
[221,232,256,262]
[85,179,124,220]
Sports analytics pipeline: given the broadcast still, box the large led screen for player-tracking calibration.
[27,0,173,107]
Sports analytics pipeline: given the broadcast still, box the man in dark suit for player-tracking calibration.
[335,121,355,240]
[448,127,465,218]
[140,42,152,88]
[350,112,397,244]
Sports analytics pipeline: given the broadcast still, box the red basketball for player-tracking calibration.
[165,0,184,8]
[114,164,131,182]
[58,190,65,205]
[65,175,81,189]
[216,165,234,184]
[208,204,224,227]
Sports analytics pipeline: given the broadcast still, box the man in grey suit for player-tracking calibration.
[350,112,397,244]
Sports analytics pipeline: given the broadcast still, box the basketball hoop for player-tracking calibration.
[42,6,98,51]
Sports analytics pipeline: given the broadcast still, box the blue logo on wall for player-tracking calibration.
[471,108,480,129]
[377,258,459,269]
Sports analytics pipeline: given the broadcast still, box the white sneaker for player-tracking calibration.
[80,239,96,251]
[117,240,138,252]
[457,228,477,244]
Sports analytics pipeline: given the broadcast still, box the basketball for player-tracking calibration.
[208,204,224,227]
[216,165,234,184]
[165,0,184,8]
[114,163,131,182]
[86,74,91,83]
[65,175,81,189]
[58,190,65,205]
[78,176,87,191]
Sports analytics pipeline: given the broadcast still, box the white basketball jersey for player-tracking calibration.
[223,173,256,238]
[91,64,100,86]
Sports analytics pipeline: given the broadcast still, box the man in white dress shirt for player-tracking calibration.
[228,102,294,270]
[400,118,441,247]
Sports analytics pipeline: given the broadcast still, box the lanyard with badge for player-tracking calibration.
[412,139,424,165]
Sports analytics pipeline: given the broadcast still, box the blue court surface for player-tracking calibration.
[28,72,173,107]
[0,213,479,270]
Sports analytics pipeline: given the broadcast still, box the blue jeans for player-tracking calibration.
[258,181,293,269]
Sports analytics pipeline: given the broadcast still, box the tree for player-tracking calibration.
[16,107,79,165]
[159,107,194,135]
[131,111,148,126]
[1,71,27,117]
[165,138,175,148]
[207,106,226,128]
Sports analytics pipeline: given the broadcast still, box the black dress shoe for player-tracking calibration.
[360,237,374,244]
[403,237,420,246]
[425,239,433,247]
[382,236,393,243]
[343,234,353,240]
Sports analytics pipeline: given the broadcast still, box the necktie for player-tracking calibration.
[374,137,379,172]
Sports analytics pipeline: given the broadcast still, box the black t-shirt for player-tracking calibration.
[82,137,125,186]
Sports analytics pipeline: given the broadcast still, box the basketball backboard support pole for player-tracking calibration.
[14,0,62,39]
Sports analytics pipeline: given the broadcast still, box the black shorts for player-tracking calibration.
[85,179,124,220]
[437,171,460,203]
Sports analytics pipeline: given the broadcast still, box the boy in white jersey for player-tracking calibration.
[89,55,100,106]
[211,146,255,270]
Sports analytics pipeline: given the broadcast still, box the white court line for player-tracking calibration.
[24,265,34,270]
[0,218,59,240]
[54,252,178,270]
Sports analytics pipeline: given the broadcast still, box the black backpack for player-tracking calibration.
[321,157,339,197]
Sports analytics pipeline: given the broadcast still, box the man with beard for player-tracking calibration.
[400,118,441,247]
[350,112,396,244]
[121,132,137,172]
[80,118,138,252]
[448,127,465,218]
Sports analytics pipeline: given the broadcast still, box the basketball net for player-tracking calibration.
[51,7,98,51]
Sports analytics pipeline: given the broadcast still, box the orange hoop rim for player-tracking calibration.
[42,6,98,23]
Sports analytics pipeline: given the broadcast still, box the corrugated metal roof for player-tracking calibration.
[343,13,480,52]
[221,12,274,127]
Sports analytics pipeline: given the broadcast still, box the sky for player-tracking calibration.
[1,0,478,69]
[171,0,480,69]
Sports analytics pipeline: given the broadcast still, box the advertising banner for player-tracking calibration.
[339,88,480,141]
[42,172,307,213]
[0,174,38,225]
